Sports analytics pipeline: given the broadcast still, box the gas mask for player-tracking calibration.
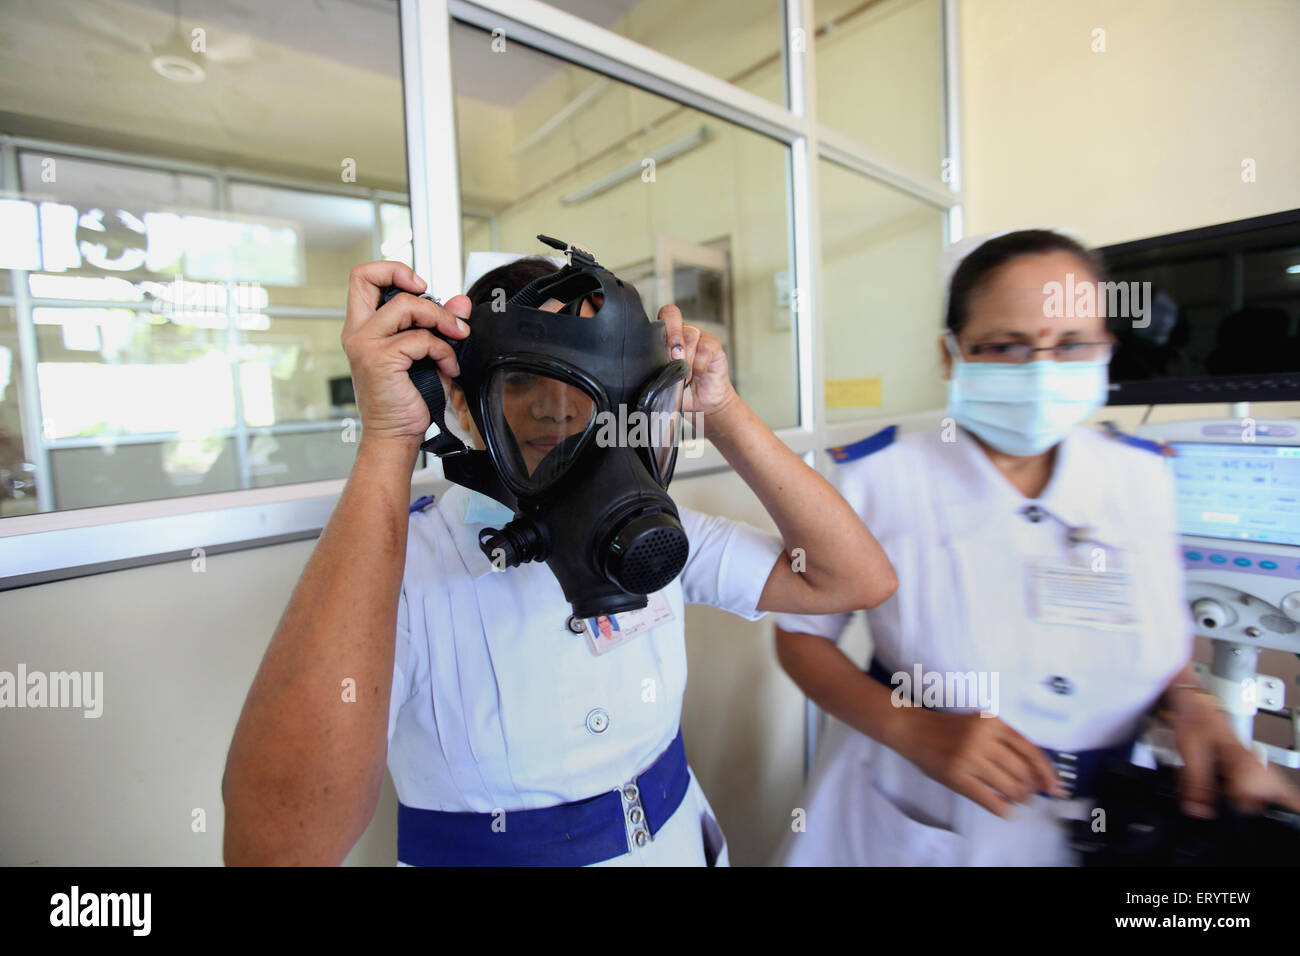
[381,236,691,619]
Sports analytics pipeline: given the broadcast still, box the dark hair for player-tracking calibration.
[944,229,1107,334]
[465,256,560,308]
[448,257,562,402]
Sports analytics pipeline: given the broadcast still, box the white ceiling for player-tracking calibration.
[114,0,403,76]
[111,0,641,107]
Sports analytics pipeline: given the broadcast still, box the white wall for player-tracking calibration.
[959,0,1300,244]
[0,537,390,865]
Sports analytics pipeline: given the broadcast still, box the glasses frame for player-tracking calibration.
[949,332,1115,365]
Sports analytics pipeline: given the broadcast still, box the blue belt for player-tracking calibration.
[397,728,690,866]
[864,658,1134,798]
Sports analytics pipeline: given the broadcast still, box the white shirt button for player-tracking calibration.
[585,708,610,734]
[1047,675,1075,696]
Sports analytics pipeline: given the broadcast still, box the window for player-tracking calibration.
[0,0,958,583]
[0,306,32,517]
[450,21,801,430]
[0,0,410,515]
[815,0,945,180]
[819,160,947,422]
[537,0,789,105]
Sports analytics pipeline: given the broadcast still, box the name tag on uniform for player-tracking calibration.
[582,592,675,656]
[1027,559,1138,631]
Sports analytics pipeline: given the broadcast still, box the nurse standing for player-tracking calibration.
[774,229,1300,866]
[223,253,897,867]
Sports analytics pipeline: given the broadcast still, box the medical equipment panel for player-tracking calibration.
[1137,418,1300,769]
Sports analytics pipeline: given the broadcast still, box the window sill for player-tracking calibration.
[0,475,441,590]
[0,421,909,591]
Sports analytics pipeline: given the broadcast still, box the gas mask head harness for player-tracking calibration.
[381,235,691,619]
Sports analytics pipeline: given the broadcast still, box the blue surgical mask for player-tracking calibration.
[944,334,1109,456]
[460,488,516,526]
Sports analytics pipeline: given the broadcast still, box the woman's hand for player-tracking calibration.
[341,261,472,446]
[657,304,736,418]
[1169,686,1300,818]
[894,708,1065,817]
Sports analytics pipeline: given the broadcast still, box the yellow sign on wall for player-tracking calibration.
[825,377,882,409]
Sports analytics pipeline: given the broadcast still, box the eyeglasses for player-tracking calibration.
[958,340,1114,364]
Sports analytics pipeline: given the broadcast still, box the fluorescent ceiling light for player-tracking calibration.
[512,81,611,156]
[560,126,711,205]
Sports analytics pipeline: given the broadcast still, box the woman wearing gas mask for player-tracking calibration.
[222,249,898,866]
[773,229,1300,866]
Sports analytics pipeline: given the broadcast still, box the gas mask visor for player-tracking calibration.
[634,362,688,485]
[482,358,601,495]
[482,356,686,494]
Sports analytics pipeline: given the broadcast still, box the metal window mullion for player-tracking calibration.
[45,420,350,451]
[248,420,347,437]
[2,139,55,514]
[1,134,219,179]
[257,307,347,319]
[214,169,252,490]
[401,0,464,298]
[3,134,411,203]
[449,0,807,146]
[221,173,388,202]
[23,300,346,320]
[942,0,964,242]
[371,194,385,262]
[26,297,150,311]
[786,0,827,782]
[786,0,823,441]
[818,126,958,211]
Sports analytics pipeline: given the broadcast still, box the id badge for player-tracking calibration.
[1027,559,1138,630]
[582,591,675,656]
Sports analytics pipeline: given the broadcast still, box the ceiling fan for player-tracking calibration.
[74,0,256,84]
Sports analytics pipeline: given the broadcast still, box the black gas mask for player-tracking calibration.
[381,236,691,619]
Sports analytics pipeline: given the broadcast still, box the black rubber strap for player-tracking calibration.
[378,286,468,457]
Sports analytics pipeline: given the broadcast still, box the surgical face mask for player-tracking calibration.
[383,235,690,619]
[460,488,515,526]
[944,333,1109,456]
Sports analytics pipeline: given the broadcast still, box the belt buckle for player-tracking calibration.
[1052,751,1079,799]
[620,775,653,850]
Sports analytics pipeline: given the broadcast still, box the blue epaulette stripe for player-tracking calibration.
[827,424,897,463]
[1099,421,1173,456]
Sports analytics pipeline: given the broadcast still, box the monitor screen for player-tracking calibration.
[1168,441,1300,546]
[1101,209,1300,405]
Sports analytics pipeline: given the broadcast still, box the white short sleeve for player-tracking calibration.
[678,506,784,621]
[773,606,854,642]
[388,586,416,747]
